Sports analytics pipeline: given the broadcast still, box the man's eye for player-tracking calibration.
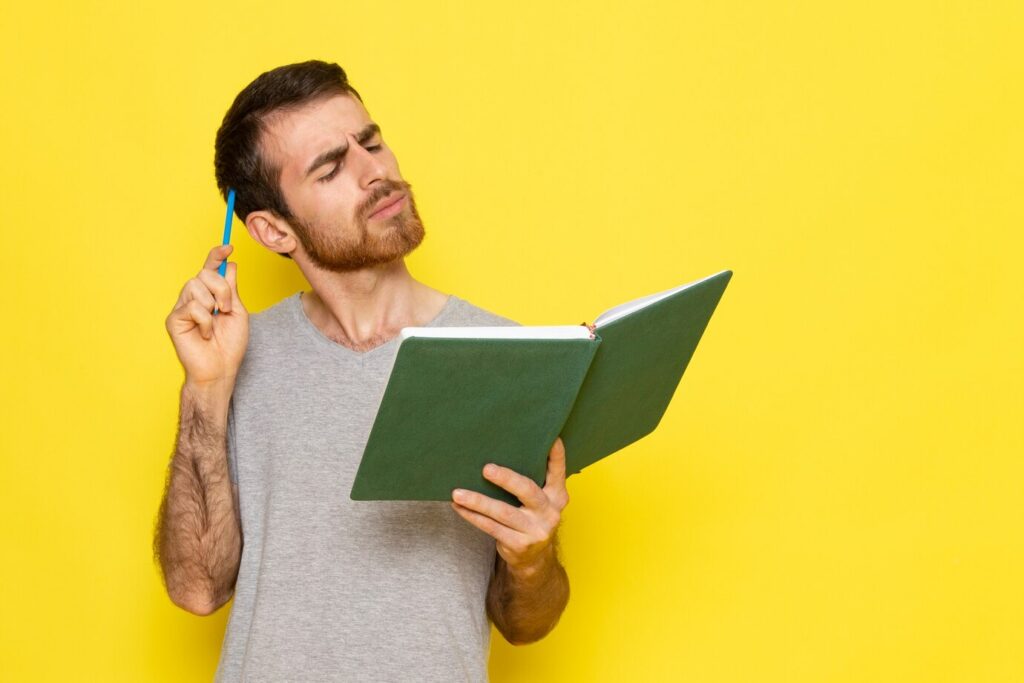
[317,144,382,183]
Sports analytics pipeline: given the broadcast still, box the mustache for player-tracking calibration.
[358,180,411,220]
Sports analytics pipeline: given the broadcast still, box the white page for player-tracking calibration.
[399,325,593,341]
[593,270,731,328]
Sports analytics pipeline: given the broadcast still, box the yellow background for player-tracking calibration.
[1,1,1021,680]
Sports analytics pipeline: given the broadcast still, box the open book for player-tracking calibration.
[350,269,733,504]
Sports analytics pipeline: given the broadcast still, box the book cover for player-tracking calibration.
[350,269,732,504]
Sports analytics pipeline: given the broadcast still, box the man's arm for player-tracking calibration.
[157,243,248,615]
[153,380,242,616]
[486,535,570,645]
[452,437,571,645]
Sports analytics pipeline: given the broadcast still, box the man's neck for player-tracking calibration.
[298,258,449,350]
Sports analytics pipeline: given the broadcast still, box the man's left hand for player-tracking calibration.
[451,437,569,571]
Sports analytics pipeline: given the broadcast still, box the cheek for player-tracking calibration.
[321,189,362,222]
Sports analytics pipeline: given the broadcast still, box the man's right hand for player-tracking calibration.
[165,244,249,387]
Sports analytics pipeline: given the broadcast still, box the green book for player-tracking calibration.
[351,269,733,505]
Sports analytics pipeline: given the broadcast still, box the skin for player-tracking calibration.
[155,93,570,644]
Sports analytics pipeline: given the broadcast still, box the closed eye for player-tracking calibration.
[317,144,384,183]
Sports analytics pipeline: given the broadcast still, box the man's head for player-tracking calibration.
[214,60,425,272]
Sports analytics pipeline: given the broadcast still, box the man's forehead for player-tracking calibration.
[262,94,371,177]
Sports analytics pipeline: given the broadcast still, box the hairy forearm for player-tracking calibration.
[154,381,241,615]
[487,542,570,645]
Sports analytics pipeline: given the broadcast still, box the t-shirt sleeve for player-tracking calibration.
[482,310,522,327]
[227,398,238,485]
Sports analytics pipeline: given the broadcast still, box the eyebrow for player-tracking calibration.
[303,123,382,178]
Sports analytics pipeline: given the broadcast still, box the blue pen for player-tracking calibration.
[214,188,236,316]
[220,187,235,274]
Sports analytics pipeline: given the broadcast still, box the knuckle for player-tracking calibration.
[187,278,210,300]
[512,508,530,527]
[188,300,211,320]
[196,270,217,288]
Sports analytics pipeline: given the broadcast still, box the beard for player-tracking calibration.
[290,178,426,273]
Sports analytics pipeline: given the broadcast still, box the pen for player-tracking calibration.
[214,188,236,315]
[220,188,235,276]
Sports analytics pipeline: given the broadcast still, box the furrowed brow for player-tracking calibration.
[304,123,382,178]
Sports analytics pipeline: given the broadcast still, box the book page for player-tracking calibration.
[399,325,593,341]
[593,270,731,328]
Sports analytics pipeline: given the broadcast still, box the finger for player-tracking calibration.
[483,463,548,510]
[202,243,233,272]
[171,278,215,316]
[187,278,217,312]
[197,267,233,313]
[451,502,524,548]
[185,299,214,340]
[452,488,528,530]
[543,437,567,493]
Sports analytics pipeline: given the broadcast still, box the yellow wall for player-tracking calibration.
[2,1,1021,680]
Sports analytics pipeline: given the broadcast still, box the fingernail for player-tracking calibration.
[483,464,497,477]
[452,489,466,501]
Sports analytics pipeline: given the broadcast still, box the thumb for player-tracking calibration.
[225,261,245,309]
[544,437,567,492]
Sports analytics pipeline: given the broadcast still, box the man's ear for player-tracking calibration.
[244,210,299,258]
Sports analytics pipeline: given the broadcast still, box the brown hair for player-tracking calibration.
[213,60,363,259]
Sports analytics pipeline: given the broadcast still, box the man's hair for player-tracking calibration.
[213,60,363,259]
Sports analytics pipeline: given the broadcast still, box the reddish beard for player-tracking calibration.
[290,179,426,273]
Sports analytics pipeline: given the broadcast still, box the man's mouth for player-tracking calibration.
[368,193,407,220]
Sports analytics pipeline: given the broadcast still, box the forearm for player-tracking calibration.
[154,380,241,615]
[487,542,570,645]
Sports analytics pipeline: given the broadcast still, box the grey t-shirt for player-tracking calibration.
[214,291,520,683]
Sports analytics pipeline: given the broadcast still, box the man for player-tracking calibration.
[154,60,570,682]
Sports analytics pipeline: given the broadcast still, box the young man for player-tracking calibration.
[154,60,570,682]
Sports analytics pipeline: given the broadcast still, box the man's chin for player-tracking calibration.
[315,237,424,273]
[381,220,425,253]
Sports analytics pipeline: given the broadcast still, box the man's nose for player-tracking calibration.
[347,136,388,187]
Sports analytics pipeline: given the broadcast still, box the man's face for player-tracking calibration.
[260,93,425,272]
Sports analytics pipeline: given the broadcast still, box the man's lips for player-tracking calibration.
[368,193,406,219]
